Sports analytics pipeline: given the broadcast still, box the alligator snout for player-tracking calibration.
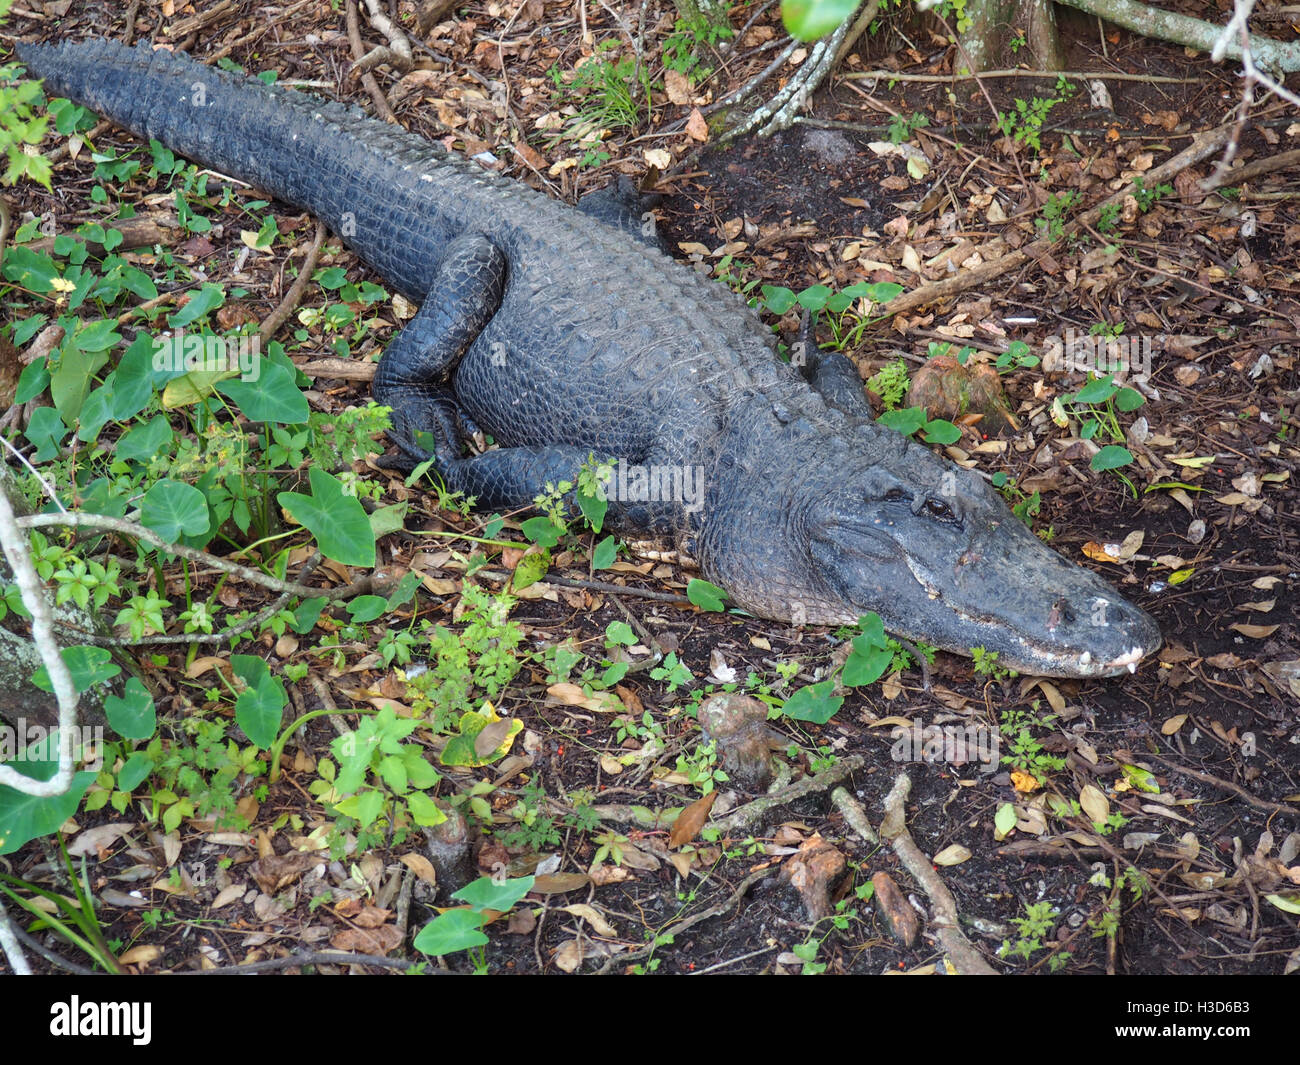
[1040,589,1162,677]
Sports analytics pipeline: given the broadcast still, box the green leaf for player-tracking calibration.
[216,359,309,424]
[0,743,95,856]
[117,750,154,792]
[605,621,635,646]
[1091,445,1134,472]
[292,597,329,634]
[452,874,536,912]
[877,407,927,437]
[407,791,449,828]
[576,486,607,534]
[795,284,833,310]
[994,802,1018,837]
[761,285,797,314]
[141,479,211,541]
[110,332,162,419]
[334,789,385,828]
[511,549,550,591]
[345,596,388,623]
[687,578,727,612]
[922,419,962,445]
[15,358,50,404]
[781,679,843,724]
[230,655,286,749]
[104,677,156,740]
[32,645,120,694]
[413,909,489,956]
[368,502,408,539]
[520,516,564,548]
[116,415,174,463]
[1118,762,1160,794]
[781,0,859,41]
[1114,387,1145,412]
[842,639,892,687]
[591,535,618,569]
[278,468,376,567]
[1072,374,1117,404]
[50,339,109,424]
[23,405,67,462]
[166,282,225,328]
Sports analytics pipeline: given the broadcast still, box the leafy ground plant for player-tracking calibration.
[413,874,536,972]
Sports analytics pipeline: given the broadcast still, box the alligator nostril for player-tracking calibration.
[1061,603,1076,625]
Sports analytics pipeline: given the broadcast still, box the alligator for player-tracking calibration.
[16,38,1162,679]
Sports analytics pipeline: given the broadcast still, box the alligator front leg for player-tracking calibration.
[795,313,875,420]
[373,234,507,467]
[577,175,665,250]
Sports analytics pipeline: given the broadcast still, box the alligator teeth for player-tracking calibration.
[1102,645,1145,672]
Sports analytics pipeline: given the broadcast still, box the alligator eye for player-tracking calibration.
[925,499,956,522]
[883,488,907,502]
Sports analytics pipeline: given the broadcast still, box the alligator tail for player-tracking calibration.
[15,39,460,296]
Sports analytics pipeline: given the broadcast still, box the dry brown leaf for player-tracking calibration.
[1229,623,1278,638]
[932,844,971,866]
[685,108,709,142]
[560,904,617,937]
[351,905,392,929]
[664,68,691,105]
[669,791,717,848]
[546,682,624,713]
[532,872,590,894]
[212,884,245,909]
[1079,784,1110,825]
[1083,541,1122,563]
[248,851,321,894]
[330,925,402,954]
[119,945,163,968]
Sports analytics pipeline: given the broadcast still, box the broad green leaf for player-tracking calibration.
[922,419,962,445]
[231,654,286,749]
[781,0,858,41]
[1091,445,1134,472]
[368,502,408,539]
[877,407,927,437]
[452,874,536,912]
[50,339,109,424]
[110,332,165,419]
[166,282,225,328]
[687,578,727,612]
[23,405,67,462]
[116,415,174,463]
[782,679,843,724]
[104,677,156,740]
[413,909,488,956]
[32,645,120,694]
[520,516,564,548]
[407,791,449,827]
[511,550,550,591]
[1115,387,1145,412]
[117,750,154,792]
[141,479,210,541]
[591,535,618,569]
[278,468,376,567]
[0,741,95,856]
[345,596,388,624]
[216,359,309,424]
[1073,374,1117,404]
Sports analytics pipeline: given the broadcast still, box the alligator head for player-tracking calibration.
[702,416,1161,679]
